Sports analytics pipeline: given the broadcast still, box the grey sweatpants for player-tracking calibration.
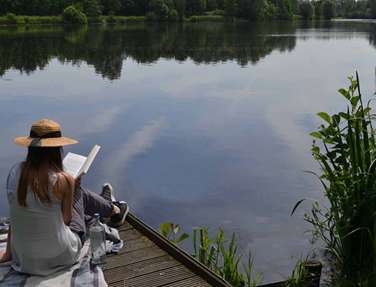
[69,186,113,242]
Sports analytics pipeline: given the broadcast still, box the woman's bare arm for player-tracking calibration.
[0,227,11,263]
[54,173,74,225]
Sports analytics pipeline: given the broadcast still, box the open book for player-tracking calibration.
[63,145,101,178]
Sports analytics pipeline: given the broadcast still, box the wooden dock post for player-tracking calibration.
[304,260,322,287]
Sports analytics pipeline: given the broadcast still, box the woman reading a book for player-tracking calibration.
[0,119,128,275]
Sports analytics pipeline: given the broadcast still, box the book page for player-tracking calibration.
[63,152,87,178]
[81,145,101,175]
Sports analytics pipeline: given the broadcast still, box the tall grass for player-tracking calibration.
[159,224,261,287]
[286,259,310,287]
[294,73,376,285]
[192,227,262,287]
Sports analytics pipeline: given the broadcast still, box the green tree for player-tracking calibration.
[370,0,376,18]
[62,5,88,24]
[120,0,136,15]
[168,8,178,19]
[83,0,102,18]
[290,0,298,14]
[216,0,225,9]
[121,0,150,15]
[299,1,313,19]
[322,0,334,19]
[149,0,169,19]
[263,1,277,19]
[238,0,266,20]
[252,0,266,20]
[0,0,12,15]
[186,0,206,15]
[313,0,323,18]
[174,0,186,19]
[207,0,218,10]
[352,0,368,18]
[273,0,293,19]
[224,0,238,16]
[101,0,121,14]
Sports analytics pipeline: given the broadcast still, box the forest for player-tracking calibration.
[0,0,341,22]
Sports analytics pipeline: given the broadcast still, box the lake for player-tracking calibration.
[1,20,376,283]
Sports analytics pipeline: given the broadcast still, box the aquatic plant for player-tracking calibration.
[286,259,310,287]
[285,257,322,287]
[159,222,190,245]
[192,227,261,287]
[159,223,261,286]
[293,73,376,284]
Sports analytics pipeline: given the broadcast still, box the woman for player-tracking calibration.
[0,119,128,275]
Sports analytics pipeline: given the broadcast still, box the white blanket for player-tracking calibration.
[0,221,124,287]
[0,240,108,287]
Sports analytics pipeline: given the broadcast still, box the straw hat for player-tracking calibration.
[14,119,78,147]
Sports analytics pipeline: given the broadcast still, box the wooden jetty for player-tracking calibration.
[103,213,320,287]
[103,212,232,287]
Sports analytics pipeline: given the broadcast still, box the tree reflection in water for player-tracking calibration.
[0,22,299,80]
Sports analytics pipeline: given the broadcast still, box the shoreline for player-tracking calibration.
[0,15,363,27]
[0,15,250,26]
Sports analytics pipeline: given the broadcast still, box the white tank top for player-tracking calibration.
[6,163,82,276]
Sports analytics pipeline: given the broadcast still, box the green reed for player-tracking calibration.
[192,227,261,287]
[159,223,261,287]
[285,258,311,287]
[293,72,376,285]
[159,222,189,245]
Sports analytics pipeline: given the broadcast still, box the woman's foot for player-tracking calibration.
[109,201,129,228]
[101,183,129,227]
[101,183,116,202]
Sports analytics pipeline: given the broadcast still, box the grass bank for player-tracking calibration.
[0,15,146,26]
[0,15,62,26]
[186,15,241,22]
[0,14,244,26]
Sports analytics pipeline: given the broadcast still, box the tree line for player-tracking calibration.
[4,0,376,23]
[336,0,376,19]
[298,0,376,20]
[0,0,308,21]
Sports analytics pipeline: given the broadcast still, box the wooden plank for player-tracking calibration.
[162,276,212,287]
[104,255,181,283]
[126,213,232,287]
[104,246,167,270]
[258,282,286,287]
[114,236,155,255]
[117,221,133,231]
[109,265,196,287]
[119,228,143,241]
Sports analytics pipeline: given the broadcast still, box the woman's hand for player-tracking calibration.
[75,176,82,188]
[0,228,12,264]
[0,250,11,263]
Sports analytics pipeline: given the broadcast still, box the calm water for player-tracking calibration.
[1,21,376,282]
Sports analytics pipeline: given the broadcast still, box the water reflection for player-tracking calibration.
[2,21,376,81]
[0,22,299,80]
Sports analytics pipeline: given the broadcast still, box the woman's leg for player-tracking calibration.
[80,187,122,243]
[69,186,114,241]
[81,186,113,218]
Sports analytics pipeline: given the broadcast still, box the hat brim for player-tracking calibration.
[14,136,78,147]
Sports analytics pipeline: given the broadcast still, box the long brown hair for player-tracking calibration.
[17,146,64,207]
